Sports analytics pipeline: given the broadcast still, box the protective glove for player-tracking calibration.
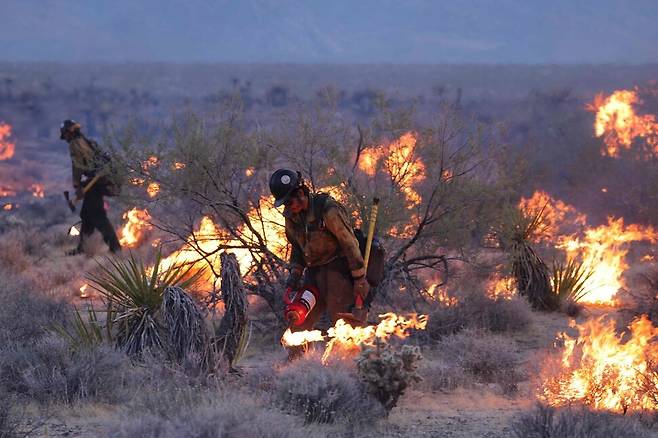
[352,276,370,300]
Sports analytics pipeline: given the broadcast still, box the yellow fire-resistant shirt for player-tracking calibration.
[68,135,96,188]
[284,193,366,279]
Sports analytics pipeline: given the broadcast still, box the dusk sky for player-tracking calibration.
[2,0,658,64]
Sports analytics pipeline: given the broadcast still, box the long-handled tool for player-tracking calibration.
[336,197,380,326]
[63,173,103,212]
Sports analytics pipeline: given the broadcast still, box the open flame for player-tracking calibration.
[588,89,658,157]
[29,184,45,198]
[0,122,15,161]
[486,272,516,300]
[281,312,427,364]
[541,315,658,412]
[0,186,16,197]
[142,156,159,171]
[357,132,425,208]
[426,283,459,306]
[3,203,13,211]
[518,191,656,305]
[147,182,160,198]
[118,208,152,248]
[557,218,658,305]
[79,284,89,299]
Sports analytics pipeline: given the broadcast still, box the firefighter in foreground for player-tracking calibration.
[270,169,370,357]
[60,120,122,255]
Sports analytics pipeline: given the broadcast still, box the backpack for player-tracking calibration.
[312,193,386,289]
[84,135,123,196]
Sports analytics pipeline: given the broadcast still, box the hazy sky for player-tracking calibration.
[2,0,658,64]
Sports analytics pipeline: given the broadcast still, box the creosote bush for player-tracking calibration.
[436,330,525,394]
[427,290,532,339]
[511,404,654,438]
[356,339,422,413]
[274,354,385,425]
[0,335,131,404]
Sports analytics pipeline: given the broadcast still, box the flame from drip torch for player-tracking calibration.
[281,312,427,364]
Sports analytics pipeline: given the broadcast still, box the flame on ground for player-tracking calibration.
[427,283,459,306]
[119,208,152,248]
[142,156,159,171]
[79,284,89,298]
[29,184,45,198]
[587,89,658,157]
[147,182,160,198]
[486,272,516,300]
[541,315,658,412]
[557,217,658,305]
[281,312,427,364]
[3,203,13,211]
[0,186,16,197]
[0,123,15,161]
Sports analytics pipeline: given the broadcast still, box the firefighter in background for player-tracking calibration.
[270,169,370,356]
[60,119,122,255]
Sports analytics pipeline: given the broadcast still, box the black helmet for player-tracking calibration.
[269,169,302,207]
[60,119,81,139]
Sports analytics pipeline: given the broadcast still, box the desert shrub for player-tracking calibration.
[106,384,313,438]
[356,339,422,413]
[0,269,67,344]
[0,335,131,404]
[551,258,593,317]
[274,355,385,425]
[511,404,654,438]
[436,330,525,394]
[427,291,532,339]
[0,233,29,272]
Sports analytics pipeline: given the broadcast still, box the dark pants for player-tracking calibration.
[77,184,121,253]
[288,257,355,359]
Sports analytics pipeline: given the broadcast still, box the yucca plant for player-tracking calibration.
[499,204,558,311]
[551,258,594,311]
[53,304,110,350]
[88,252,206,358]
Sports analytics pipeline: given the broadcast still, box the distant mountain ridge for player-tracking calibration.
[2,0,657,63]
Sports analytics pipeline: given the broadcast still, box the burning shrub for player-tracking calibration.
[427,290,532,339]
[356,339,423,413]
[436,330,525,394]
[0,335,131,404]
[274,355,385,425]
[511,404,654,438]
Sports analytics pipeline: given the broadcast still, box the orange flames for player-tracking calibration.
[358,132,425,208]
[0,186,16,197]
[588,89,658,157]
[79,284,89,299]
[426,284,459,306]
[142,156,159,171]
[3,203,13,211]
[541,315,658,412]
[518,191,657,305]
[0,123,15,161]
[157,196,287,289]
[486,272,516,300]
[29,184,45,198]
[281,313,427,364]
[118,208,152,248]
[147,182,160,198]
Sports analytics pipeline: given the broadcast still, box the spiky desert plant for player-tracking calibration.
[88,252,204,357]
[356,339,422,414]
[53,305,110,350]
[551,258,594,314]
[214,252,249,370]
[499,205,558,311]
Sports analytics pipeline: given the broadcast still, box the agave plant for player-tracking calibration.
[551,258,594,305]
[53,304,110,350]
[88,252,205,357]
[499,204,558,311]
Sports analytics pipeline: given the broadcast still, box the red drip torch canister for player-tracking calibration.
[284,285,319,326]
